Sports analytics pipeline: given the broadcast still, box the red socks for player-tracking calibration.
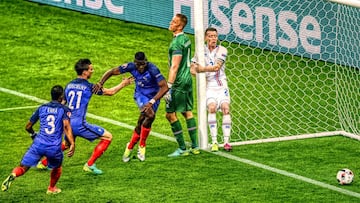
[139,126,151,147]
[128,131,140,149]
[49,167,62,188]
[11,166,62,189]
[41,158,48,166]
[12,166,26,177]
[61,142,67,151]
[87,139,111,166]
[128,126,151,149]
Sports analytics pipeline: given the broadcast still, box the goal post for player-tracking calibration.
[195,0,360,149]
[328,0,360,9]
[194,0,208,149]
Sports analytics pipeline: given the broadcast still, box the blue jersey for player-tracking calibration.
[118,62,165,98]
[30,101,71,147]
[65,78,102,127]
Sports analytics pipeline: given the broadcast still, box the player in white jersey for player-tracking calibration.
[191,27,232,152]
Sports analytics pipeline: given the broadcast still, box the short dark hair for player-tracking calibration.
[74,59,92,75]
[205,27,217,35]
[176,13,188,29]
[51,85,64,101]
[135,52,147,61]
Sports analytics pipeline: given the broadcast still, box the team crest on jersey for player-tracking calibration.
[137,79,146,87]
[224,89,229,96]
[122,63,128,70]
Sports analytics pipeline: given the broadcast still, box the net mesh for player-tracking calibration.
[205,0,359,143]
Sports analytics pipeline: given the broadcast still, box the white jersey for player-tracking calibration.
[204,45,228,88]
[192,45,230,108]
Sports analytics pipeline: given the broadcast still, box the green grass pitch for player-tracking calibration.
[0,0,359,202]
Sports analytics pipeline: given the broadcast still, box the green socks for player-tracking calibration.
[171,118,198,149]
[171,120,186,150]
[186,117,198,148]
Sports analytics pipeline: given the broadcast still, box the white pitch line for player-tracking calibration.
[214,150,360,198]
[0,105,39,112]
[1,86,359,199]
[0,87,48,104]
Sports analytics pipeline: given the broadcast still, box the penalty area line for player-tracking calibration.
[1,86,359,199]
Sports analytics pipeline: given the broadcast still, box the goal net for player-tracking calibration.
[195,0,360,148]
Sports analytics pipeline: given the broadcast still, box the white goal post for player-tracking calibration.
[328,0,360,9]
[194,0,360,149]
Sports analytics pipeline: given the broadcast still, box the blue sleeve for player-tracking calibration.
[29,107,40,123]
[148,63,165,83]
[62,106,71,120]
[118,63,135,74]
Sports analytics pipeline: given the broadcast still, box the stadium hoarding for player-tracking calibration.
[27,0,359,68]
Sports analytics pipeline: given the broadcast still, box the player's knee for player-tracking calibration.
[102,130,113,141]
[207,103,217,113]
[165,113,172,121]
[182,111,193,119]
[146,110,155,120]
[208,107,217,113]
[166,113,178,123]
[221,103,230,115]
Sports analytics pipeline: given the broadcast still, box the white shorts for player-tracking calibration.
[206,86,231,110]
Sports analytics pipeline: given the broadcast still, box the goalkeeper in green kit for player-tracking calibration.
[164,13,200,157]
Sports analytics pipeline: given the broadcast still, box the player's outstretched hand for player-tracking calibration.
[122,76,135,86]
[92,83,103,94]
[67,144,75,157]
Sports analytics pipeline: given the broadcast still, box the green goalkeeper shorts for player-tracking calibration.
[166,88,194,113]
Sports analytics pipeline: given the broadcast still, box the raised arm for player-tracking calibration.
[102,76,134,96]
[92,67,121,94]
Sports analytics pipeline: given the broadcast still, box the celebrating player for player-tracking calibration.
[38,59,132,174]
[190,27,232,152]
[1,85,75,194]
[93,52,168,162]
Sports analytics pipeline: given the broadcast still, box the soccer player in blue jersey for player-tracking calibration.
[94,52,168,162]
[1,85,75,194]
[67,59,132,174]
[38,59,132,174]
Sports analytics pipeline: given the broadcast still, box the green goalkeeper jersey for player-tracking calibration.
[168,32,192,91]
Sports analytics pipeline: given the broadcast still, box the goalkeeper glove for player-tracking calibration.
[29,132,37,140]
[163,82,173,103]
